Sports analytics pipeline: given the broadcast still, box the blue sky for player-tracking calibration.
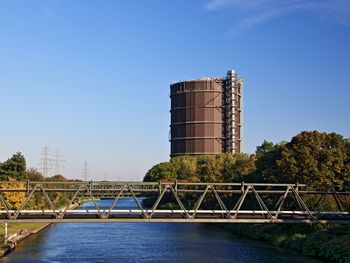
[0,0,349,180]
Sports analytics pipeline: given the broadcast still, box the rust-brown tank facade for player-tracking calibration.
[170,70,243,157]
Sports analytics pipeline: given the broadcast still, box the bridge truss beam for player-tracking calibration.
[0,181,349,223]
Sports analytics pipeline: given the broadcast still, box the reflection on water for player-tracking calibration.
[0,199,322,263]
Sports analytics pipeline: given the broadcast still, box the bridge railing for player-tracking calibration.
[0,181,349,223]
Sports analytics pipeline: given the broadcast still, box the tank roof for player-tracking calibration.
[170,69,237,84]
[171,77,223,84]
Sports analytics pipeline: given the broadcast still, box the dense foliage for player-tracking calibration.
[0,152,26,181]
[224,224,350,263]
[0,155,75,210]
[144,153,256,183]
[265,131,350,187]
[144,131,350,188]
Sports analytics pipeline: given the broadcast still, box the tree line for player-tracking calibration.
[0,153,77,210]
[144,131,350,188]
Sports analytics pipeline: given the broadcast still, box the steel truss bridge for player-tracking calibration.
[0,181,349,223]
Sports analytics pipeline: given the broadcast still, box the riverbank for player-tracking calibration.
[221,224,350,263]
[0,222,52,257]
[0,202,82,257]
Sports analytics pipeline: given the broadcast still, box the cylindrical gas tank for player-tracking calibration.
[170,79,224,157]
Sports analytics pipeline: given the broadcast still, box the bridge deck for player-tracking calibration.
[0,210,349,223]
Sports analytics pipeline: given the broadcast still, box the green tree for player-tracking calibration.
[143,153,256,183]
[223,154,256,182]
[196,155,223,182]
[254,141,285,182]
[26,168,44,181]
[277,131,350,187]
[144,162,176,182]
[46,174,68,182]
[0,152,27,181]
[171,156,198,181]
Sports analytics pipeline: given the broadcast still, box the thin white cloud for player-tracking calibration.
[206,0,273,11]
[226,6,291,37]
[206,0,229,10]
[315,0,350,24]
[206,0,350,37]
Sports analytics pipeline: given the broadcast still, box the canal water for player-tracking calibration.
[1,199,321,263]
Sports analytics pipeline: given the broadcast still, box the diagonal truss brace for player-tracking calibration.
[13,184,40,219]
[191,185,210,219]
[0,193,11,219]
[273,186,291,220]
[58,184,86,219]
[127,185,148,218]
[291,186,315,220]
[104,186,127,218]
[251,186,272,219]
[169,185,190,218]
[149,185,170,218]
[210,185,232,219]
[232,185,251,219]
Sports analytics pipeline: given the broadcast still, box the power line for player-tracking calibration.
[82,161,89,181]
[52,151,65,175]
[40,146,51,178]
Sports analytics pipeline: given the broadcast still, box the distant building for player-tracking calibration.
[170,70,243,157]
